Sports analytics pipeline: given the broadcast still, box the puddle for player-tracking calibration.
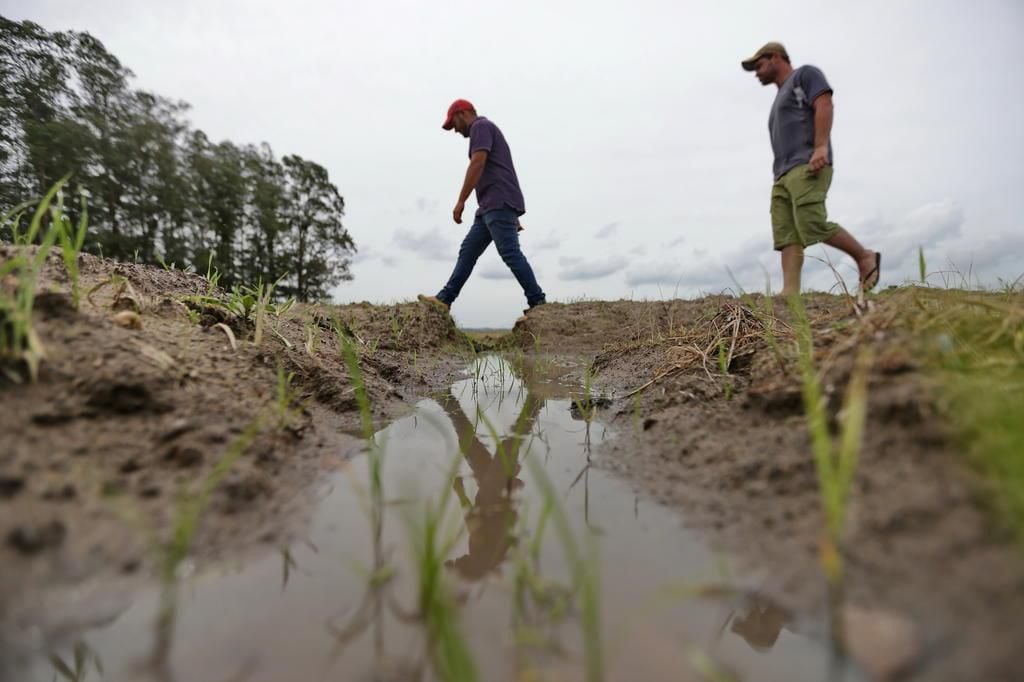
[7,355,862,682]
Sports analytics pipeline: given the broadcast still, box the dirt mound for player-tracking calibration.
[514,291,1024,682]
[0,249,467,619]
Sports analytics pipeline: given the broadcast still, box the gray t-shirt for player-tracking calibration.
[768,65,833,180]
[469,117,526,216]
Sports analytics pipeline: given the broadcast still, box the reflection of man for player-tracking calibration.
[730,597,788,652]
[440,383,543,581]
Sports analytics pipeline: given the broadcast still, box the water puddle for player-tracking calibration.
[9,355,862,681]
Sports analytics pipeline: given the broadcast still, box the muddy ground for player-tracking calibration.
[3,250,1023,681]
[0,247,470,638]
[514,295,1024,682]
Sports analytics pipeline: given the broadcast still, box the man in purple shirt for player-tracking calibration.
[743,42,880,296]
[419,99,546,315]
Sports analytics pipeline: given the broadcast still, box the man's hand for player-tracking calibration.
[453,200,465,224]
[809,145,829,175]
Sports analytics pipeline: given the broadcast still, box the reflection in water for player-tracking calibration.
[729,595,789,652]
[440,375,543,582]
[9,354,865,682]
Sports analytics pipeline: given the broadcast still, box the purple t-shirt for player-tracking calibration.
[768,65,834,180]
[469,117,525,216]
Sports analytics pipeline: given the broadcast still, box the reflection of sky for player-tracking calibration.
[21,358,861,682]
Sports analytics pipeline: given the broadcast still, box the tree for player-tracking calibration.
[280,155,355,301]
[0,16,356,299]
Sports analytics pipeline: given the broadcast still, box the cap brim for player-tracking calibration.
[741,58,758,71]
[442,114,455,130]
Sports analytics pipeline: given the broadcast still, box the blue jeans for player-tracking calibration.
[437,207,546,307]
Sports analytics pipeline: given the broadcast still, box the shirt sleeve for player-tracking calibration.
[800,65,833,105]
[469,120,494,156]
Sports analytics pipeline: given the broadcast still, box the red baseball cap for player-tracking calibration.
[442,99,474,130]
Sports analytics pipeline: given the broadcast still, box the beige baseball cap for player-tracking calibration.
[741,42,789,71]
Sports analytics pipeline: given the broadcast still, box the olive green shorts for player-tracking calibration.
[770,164,841,251]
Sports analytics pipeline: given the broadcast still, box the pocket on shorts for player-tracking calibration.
[794,190,827,207]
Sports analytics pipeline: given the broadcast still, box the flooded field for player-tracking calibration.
[9,356,860,682]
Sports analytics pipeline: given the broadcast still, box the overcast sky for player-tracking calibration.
[6,0,1023,327]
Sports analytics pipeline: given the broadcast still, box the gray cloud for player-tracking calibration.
[559,255,629,281]
[479,261,516,280]
[594,222,618,239]
[846,201,1024,288]
[665,236,686,248]
[351,244,399,267]
[397,197,440,216]
[625,236,769,291]
[529,233,562,252]
[956,233,1024,275]
[630,245,648,256]
[856,200,964,272]
[392,226,455,262]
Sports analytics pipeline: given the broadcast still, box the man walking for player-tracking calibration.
[742,42,880,296]
[419,99,546,315]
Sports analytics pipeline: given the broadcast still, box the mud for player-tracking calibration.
[14,356,873,681]
[3,248,1024,681]
[1,247,469,633]
[515,295,1024,682]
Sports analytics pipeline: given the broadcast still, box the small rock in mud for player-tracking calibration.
[643,417,658,430]
[842,606,922,681]
[0,476,25,498]
[7,520,67,555]
[110,310,143,329]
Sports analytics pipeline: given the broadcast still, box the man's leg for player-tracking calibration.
[436,216,491,305]
[780,244,804,296]
[771,178,802,295]
[485,209,546,307]
[789,166,880,290]
[825,228,880,288]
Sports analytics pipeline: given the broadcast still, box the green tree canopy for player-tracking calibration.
[0,15,356,301]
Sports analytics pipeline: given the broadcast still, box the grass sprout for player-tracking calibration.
[524,446,604,682]
[53,187,89,309]
[154,417,264,666]
[788,293,872,582]
[0,177,70,381]
[400,452,478,682]
[911,289,1024,541]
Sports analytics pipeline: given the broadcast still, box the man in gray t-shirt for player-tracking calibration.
[742,42,880,296]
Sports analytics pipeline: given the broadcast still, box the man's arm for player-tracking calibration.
[453,150,488,224]
[809,92,833,174]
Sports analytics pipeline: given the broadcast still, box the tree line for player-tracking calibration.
[0,16,355,300]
